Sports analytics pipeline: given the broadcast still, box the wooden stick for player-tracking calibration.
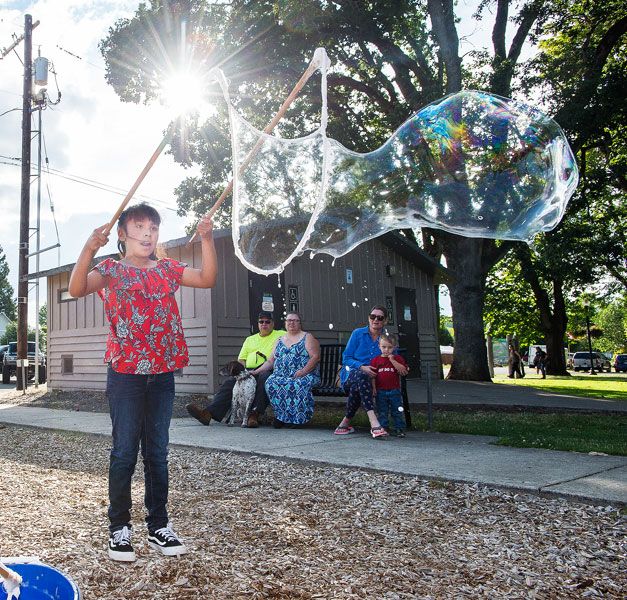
[0,562,20,583]
[103,125,175,235]
[189,57,322,242]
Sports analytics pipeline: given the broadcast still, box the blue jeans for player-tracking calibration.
[375,389,405,430]
[106,367,175,533]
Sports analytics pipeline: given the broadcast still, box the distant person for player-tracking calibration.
[533,346,547,379]
[186,312,285,428]
[69,202,217,562]
[256,312,321,427]
[371,333,408,437]
[507,344,524,379]
[334,305,408,439]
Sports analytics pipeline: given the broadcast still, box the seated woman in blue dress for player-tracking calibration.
[253,312,321,427]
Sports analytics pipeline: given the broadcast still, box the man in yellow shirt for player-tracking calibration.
[186,312,285,428]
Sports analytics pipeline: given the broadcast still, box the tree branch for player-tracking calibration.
[326,73,397,114]
[427,0,462,92]
[492,0,509,60]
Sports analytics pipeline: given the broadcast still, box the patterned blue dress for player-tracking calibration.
[266,335,320,425]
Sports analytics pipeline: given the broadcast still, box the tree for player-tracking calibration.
[100,0,574,381]
[595,296,627,352]
[38,304,47,350]
[0,245,16,322]
[509,0,627,373]
[0,321,36,346]
[484,252,542,348]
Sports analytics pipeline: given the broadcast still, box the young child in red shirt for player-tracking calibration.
[370,333,408,437]
[69,202,217,562]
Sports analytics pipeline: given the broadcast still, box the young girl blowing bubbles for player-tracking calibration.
[69,202,217,562]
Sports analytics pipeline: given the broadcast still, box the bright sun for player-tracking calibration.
[160,70,208,116]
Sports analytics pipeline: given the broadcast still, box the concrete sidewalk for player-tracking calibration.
[0,403,625,506]
[403,378,627,412]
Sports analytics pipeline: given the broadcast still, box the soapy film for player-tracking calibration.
[217,49,578,274]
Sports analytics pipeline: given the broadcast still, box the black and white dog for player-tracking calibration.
[219,361,257,427]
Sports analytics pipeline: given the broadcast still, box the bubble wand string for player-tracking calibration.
[188,50,327,244]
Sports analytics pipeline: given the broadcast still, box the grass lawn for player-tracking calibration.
[311,405,627,456]
[492,373,627,400]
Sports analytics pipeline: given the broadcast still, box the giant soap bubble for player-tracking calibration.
[212,49,578,274]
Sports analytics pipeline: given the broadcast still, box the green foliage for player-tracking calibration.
[595,295,627,352]
[438,324,454,347]
[484,252,542,347]
[0,245,16,322]
[0,322,37,346]
[99,0,623,380]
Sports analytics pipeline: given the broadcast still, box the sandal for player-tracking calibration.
[334,425,355,435]
[371,426,389,439]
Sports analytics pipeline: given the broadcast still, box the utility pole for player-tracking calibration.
[16,14,33,391]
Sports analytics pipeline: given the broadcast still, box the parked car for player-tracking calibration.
[2,341,46,384]
[614,354,627,373]
[0,344,8,365]
[571,351,611,372]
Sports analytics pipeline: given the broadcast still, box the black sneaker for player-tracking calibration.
[108,525,136,562]
[394,429,406,438]
[148,524,188,556]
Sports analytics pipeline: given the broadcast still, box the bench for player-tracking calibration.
[313,343,412,427]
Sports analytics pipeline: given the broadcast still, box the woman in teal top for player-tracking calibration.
[334,305,408,439]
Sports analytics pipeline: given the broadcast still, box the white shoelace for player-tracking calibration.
[153,524,178,542]
[112,526,132,546]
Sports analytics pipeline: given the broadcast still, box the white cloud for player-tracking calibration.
[1,1,194,323]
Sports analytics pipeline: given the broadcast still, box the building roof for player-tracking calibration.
[26,228,450,283]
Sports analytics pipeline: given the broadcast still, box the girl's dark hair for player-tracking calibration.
[117,202,162,258]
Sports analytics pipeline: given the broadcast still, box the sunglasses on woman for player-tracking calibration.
[369,314,385,322]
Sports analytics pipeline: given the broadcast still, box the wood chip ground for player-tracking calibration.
[0,388,625,598]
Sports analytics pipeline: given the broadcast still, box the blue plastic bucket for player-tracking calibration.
[2,563,80,600]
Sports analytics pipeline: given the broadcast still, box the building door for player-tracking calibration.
[248,272,286,334]
[395,287,420,378]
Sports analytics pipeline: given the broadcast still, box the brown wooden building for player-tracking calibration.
[33,229,447,394]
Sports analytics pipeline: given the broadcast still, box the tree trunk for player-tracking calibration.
[516,245,570,376]
[444,237,492,381]
[543,280,570,376]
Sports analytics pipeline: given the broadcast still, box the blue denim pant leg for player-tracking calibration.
[106,367,174,533]
[387,389,406,430]
[375,391,390,428]
[376,389,405,429]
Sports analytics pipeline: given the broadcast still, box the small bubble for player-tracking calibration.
[328,323,334,329]
[477,215,484,220]
[351,302,357,307]
[398,406,404,412]
[364,297,368,301]
[331,258,336,267]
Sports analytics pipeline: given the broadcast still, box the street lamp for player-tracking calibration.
[583,299,597,375]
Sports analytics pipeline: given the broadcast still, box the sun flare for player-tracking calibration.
[160,70,209,116]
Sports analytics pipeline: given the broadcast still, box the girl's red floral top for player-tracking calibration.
[95,258,189,375]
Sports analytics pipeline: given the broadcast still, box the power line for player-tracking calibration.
[0,153,179,211]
